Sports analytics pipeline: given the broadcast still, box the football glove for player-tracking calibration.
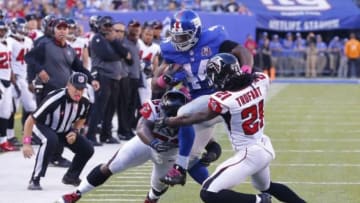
[200,140,222,166]
[150,139,177,153]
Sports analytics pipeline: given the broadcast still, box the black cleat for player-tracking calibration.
[28,179,42,190]
[62,175,81,187]
[259,193,272,203]
[50,157,71,168]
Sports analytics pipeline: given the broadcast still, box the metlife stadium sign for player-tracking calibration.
[244,0,360,31]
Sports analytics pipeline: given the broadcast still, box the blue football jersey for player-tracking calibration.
[161,25,229,99]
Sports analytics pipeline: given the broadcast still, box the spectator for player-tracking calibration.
[315,34,327,76]
[212,0,224,12]
[344,32,360,78]
[269,34,282,75]
[225,0,239,13]
[261,38,275,80]
[306,33,318,77]
[328,36,342,76]
[337,38,349,78]
[244,34,257,56]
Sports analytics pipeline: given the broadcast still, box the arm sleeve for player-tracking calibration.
[25,43,46,74]
[90,36,123,61]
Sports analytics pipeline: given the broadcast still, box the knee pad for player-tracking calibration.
[87,164,112,187]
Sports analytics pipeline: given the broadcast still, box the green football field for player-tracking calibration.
[15,83,360,203]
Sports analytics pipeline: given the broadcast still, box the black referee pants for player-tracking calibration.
[30,124,94,180]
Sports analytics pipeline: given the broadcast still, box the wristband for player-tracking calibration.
[156,74,167,88]
[23,136,32,145]
[241,65,252,74]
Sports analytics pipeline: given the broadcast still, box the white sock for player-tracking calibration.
[255,195,261,203]
[7,129,15,139]
[0,136,7,144]
[176,155,189,169]
[77,178,95,194]
[149,189,160,200]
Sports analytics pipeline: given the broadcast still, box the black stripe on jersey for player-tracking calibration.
[61,102,74,133]
[32,88,90,133]
[55,100,66,132]
[222,112,232,132]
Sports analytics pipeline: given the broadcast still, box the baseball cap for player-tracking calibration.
[152,20,163,29]
[98,16,113,27]
[128,19,140,27]
[53,18,68,28]
[25,13,37,21]
[69,72,88,89]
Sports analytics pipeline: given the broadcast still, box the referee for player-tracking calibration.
[22,72,94,190]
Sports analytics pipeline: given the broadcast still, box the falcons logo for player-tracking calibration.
[208,98,222,113]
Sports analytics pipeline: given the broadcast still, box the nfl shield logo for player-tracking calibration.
[78,76,85,83]
[201,46,212,56]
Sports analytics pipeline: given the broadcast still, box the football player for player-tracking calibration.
[6,17,37,146]
[152,9,253,186]
[57,90,187,203]
[138,24,161,105]
[161,53,306,203]
[0,20,16,152]
[66,18,89,69]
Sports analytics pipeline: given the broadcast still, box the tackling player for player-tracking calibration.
[161,53,306,203]
[152,9,253,186]
[57,90,187,203]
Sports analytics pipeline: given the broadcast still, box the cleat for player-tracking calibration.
[62,175,81,186]
[28,179,42,190]
[0,141,19,152]
[259,193,272,203]
[57,192,81,203]
[144,194,158,203]
[8,137,22,147]
[49,157,71,168]
[160,164,186,186]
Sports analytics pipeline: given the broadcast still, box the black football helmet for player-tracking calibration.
[41,14,56,35]
[206,53,242,91]
[89,15,101,32]
[161,90,188,117]
[9,17,28,37]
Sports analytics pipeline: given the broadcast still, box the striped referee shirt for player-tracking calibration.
[32,88,90,134]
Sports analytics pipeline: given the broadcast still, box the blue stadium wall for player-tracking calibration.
[81,11,256,44]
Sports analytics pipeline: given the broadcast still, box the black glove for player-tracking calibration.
[200,141,222,166]
[150,139,177,153]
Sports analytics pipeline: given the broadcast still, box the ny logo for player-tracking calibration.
[262,0,330,11]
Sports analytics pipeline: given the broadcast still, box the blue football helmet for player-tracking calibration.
[170,10,202,52]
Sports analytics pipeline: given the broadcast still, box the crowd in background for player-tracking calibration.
[0,0,252,18]
[247,31,360,79]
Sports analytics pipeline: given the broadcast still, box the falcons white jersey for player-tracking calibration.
[28,29,44,41]
[208,72,270,151]
[67,37,88,60]
[138,39,160,63]
[7,36,33,78]
[0,40,12,81]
